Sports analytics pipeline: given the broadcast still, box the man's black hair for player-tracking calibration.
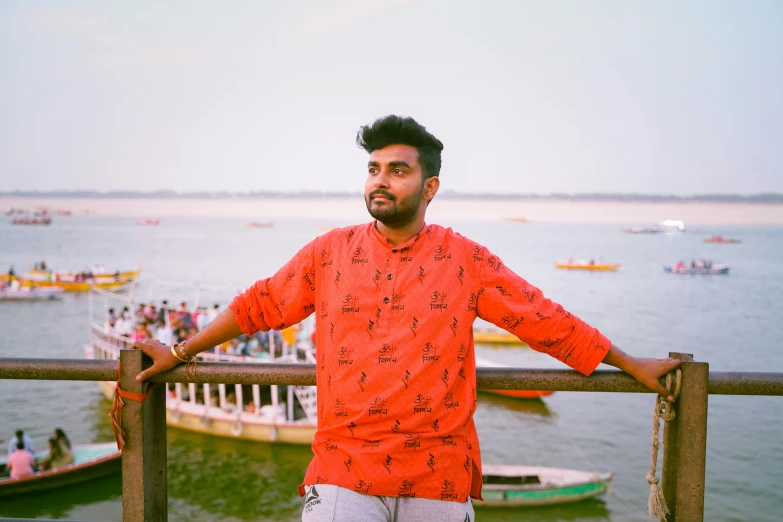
[356,115,444,179]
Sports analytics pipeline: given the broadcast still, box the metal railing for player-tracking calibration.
[1,351,782,522]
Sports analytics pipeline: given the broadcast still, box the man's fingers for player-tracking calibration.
[136,366,153,382]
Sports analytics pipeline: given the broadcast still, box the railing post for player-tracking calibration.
[662,352,709,521]
[120,349,168,521]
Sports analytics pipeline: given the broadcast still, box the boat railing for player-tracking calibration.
[2,351,782,522]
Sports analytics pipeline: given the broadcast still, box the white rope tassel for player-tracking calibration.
[646,370,681,520]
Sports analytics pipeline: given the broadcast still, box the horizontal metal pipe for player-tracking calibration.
[0,359,118,381]
[1,358,782,396]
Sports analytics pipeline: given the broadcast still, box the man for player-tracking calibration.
[8,429,34,457]
[7,439,35,480]
[133,115,680,522]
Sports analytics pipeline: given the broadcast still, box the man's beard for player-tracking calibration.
[365,185,423,227]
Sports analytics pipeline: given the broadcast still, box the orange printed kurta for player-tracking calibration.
[229,222,611,502]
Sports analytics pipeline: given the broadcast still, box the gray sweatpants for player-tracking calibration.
[302,484,474,522]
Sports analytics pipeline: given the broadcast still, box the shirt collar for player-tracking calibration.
[369,221,429,251]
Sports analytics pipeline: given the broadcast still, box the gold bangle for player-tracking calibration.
[175,341,195,362]
[170,345,188,363]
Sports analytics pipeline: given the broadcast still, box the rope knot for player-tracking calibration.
[646,368,681,519]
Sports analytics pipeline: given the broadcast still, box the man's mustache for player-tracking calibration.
[369,190,395,201]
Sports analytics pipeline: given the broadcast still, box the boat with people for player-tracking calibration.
[0,286,64,301]
[622,219,685,234]
[0,442,120,498]
[478,464,612,507]
[84,287,318,445]
[703,236,741,244]
[1,275,134,292]
[555,261,620,271]
[26,267,141,282]
[664,262,730,275]
[475,357,553,399]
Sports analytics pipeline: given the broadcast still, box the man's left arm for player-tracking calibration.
[475,248,680,398]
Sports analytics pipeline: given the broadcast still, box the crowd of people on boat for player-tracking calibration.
[674,259,714,270]
[3,428,74,480]
[103,300,293,357]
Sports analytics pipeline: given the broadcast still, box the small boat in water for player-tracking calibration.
[477,464,612,507]
[475,357,553,399]
[247,222,274,228]
[622,219,685,234]
[0,287,64,301]
[555,262,620,271]
[502,217,529,223]
[664,264,730,275]
[0,442,120,498]
[703,236,741,244]
[26,268,140,282]
[11,216,51,225]
[135,219,160,225]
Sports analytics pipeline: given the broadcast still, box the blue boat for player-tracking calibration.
[664,264,730,275]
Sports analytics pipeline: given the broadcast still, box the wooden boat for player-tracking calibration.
[475,357,553,399]
[27,268,140,282]
[703,236,741,244]
[477,464,612,507]
[502,217,529,223]
[664,264,730,275]
[0,442,120,498]
[4,277,134,292]
[247,222,274,228]
[555,263,620,271]
[11,217,51,225]
[85,289,318,445]
[0,287,65,301]
[473,328,528,346]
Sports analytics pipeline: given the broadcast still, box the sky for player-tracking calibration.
[1,0,781,195]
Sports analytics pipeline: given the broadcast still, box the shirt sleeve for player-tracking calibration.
[475,248,611,376]
[229,238,318,335]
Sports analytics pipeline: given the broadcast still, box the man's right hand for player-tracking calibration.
[130,338,181,382]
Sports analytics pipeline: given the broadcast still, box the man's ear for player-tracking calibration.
[424,177,440,202]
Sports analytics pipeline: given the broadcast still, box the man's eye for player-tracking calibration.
[394,169,404,175]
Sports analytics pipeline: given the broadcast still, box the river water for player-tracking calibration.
[1,216,781,521]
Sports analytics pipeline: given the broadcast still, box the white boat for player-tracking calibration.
[84,288,318,445]
[478,464,612,507]
[664,264,730,275]
[0,287,65,301]
[623,219,685,234]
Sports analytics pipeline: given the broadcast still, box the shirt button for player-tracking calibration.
[383,297,390,304]
[387,274,393,280]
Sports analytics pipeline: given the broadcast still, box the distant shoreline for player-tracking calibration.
[3,196,783,225]
[2,190,782,205]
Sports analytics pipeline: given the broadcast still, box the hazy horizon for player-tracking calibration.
[2,1,782,195]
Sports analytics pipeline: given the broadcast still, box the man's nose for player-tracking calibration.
[372,169,391,187]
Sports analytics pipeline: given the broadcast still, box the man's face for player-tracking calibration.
[364,144,433,227]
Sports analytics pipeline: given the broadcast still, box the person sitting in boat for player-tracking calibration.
[589,258,595,266]
[7,440,35,480]
[7,430,34,457]
[38,437,74,471]
[690,260,696,269]
[675,260,685,270]
[53,428,71,452]
[696,259,705,269]
[9,278,20,291]
[705,259,713,269]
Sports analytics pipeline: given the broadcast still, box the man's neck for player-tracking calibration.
[375,219,425,246]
